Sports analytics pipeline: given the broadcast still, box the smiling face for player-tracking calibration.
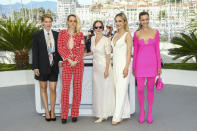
[67,15,77,30]
[93,22,103,35]
[42,18,52,31]
[139,14,149,28]
[115,16,125,31]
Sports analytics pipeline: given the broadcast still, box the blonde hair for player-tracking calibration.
[41,14,53,22]
[67,14,81,34]
[115,13,129,32]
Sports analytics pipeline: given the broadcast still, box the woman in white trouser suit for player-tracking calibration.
[111,13,133,125]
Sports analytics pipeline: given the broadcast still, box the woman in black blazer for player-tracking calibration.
[32,14,62,121]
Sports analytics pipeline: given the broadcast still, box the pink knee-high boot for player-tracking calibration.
[137,77,145,123]
[147,77,156,124]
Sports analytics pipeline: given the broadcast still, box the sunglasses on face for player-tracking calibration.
[68,20,77,23]
[94,26,103,30]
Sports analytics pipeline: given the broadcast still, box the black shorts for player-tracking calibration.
[35,72,58,82]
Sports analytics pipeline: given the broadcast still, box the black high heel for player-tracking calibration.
[72,117,78,122]
[51,111,56,121]
[45,111,51,121]
[62,119,67,124]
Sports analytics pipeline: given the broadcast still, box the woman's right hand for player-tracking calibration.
[34,69,40,76]
[67,59,74,66]
[123,67,129,78]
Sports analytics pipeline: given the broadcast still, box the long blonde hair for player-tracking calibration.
[67,14,81,34]
[115,13,129,32]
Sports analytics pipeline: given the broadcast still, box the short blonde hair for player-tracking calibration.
[41,14,53,22]
[115,13,129,32]
[67,14,81,34]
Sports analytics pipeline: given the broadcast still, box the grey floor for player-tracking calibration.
[0,84,197,131]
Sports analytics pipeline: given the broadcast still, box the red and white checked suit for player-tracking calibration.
[58,30,85,119]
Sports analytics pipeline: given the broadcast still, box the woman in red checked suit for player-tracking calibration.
[58,14,85,124]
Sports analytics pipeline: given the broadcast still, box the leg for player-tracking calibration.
[71,64,84,119]
[61,66,72,120]
[49,81,57,119]
[147,77,156,123]
[40,81,50,119]
[136,77,145,123]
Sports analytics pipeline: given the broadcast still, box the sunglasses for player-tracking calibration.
[68,20,77,23]
[94,26,103,29]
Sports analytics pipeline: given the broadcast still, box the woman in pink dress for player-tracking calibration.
[132,11,162,124]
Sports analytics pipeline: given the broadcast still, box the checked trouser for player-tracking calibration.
[61,61,84,119]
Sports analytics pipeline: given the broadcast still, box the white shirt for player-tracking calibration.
[44,28,55,50]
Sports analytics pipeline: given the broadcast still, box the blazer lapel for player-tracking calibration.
[40,30,48,50]
[52,30,57,44]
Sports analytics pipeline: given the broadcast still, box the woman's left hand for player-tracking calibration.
[158,69,162,75]
[123,67,129,78]
[71,61,77,67]
[104,70,109,78]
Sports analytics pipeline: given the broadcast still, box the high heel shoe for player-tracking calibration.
[112,121,118,125]
[138,111,145,123]
[72,117,78,122]
[147,111,153,124]
[45,111,51,121]
[94,118,107,123]
[50,111,56,121]
[112,118,124,125]
[62,119,67,124]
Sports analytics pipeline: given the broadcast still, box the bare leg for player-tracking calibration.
[40,81,50,119]
[49,81,57,118]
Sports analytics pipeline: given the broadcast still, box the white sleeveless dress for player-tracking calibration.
[91,36,115,118]
[111,32,131,122]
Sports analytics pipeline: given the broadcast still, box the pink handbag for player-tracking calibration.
[156,75,163,91]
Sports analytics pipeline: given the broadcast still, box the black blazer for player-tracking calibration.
[32,30,62,74]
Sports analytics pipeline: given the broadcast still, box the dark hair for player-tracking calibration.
[93,20,104,30]
[137,11,149,31]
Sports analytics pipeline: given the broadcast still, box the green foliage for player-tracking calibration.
[187,13,197,33]
[0,64,32,71]
[160,35,168,42]
[0,18,40,68]
[168,32,197,63]
[161,0,181,3]
[159,10,167,20]
[163,63,197,71]
[0,18,40,52]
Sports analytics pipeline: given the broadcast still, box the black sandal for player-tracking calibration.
[45,111,51,121]
[51,112,56,121]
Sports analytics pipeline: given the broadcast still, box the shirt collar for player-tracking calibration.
[44,28,52,35]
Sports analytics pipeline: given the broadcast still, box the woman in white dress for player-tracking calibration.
[85,20,115,123]
[111,13,133,125]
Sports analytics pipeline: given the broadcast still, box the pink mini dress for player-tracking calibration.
[132,30,161,77]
